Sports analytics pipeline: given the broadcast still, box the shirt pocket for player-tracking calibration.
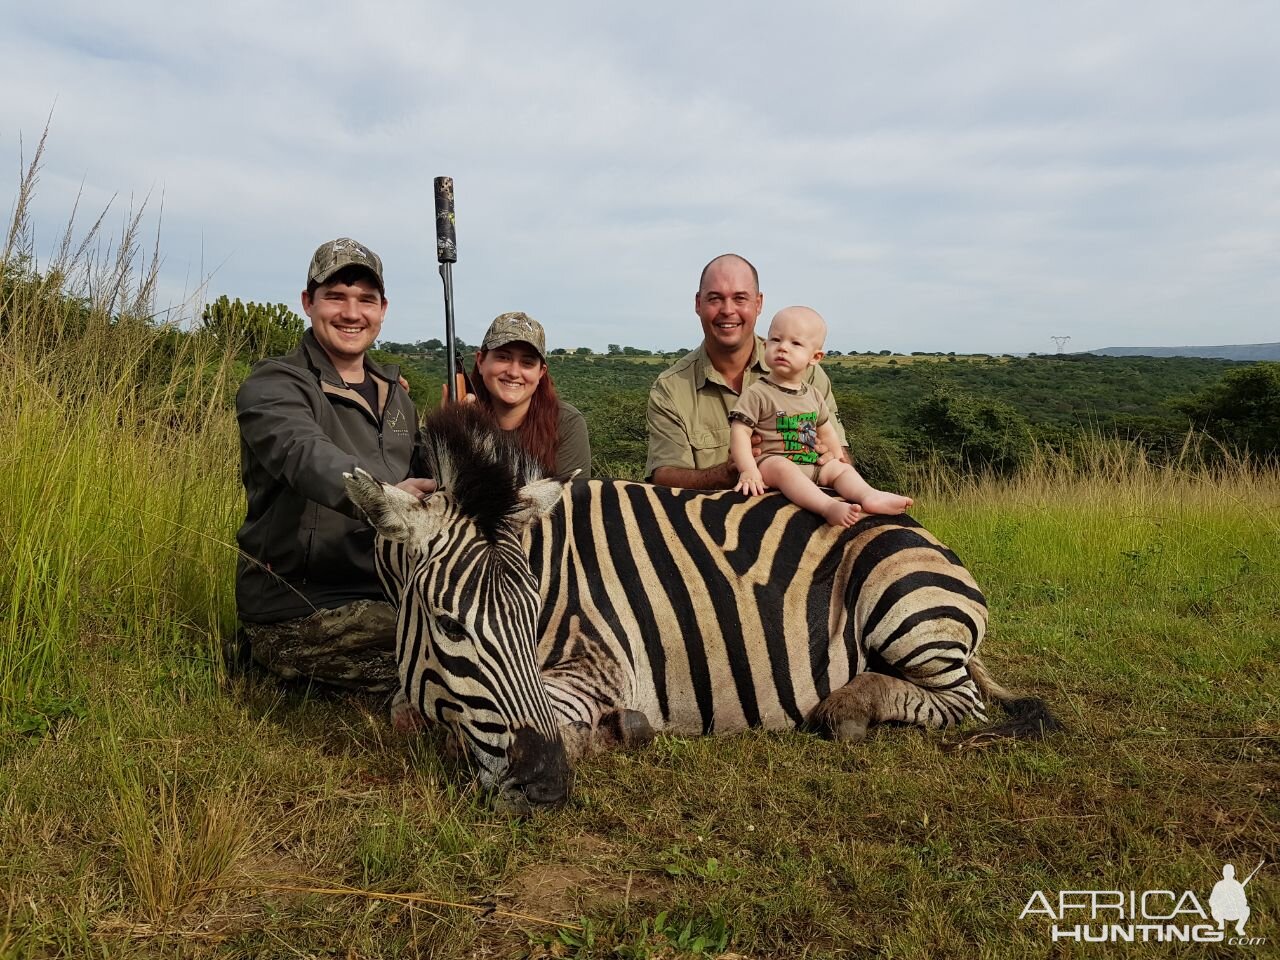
[689,426,730,470]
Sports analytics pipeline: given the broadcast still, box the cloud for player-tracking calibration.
[3,1,1279,354]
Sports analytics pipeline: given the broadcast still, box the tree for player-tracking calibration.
[607,343,622,355]
[1179,362,1280,457]
[200,295,303,360]
[574,346,592,356]
[905,385,1033,476]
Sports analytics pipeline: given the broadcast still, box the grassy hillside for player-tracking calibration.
[823,352,1237,431]
[3,364,1276,956]
[393,351,1242,480]
[2,166,1275,957]
[402,351,1238,433]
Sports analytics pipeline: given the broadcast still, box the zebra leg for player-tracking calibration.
[557,710,654,761]
[543,648,651,753]
[807,672,986,742]
[596,709,655,749]
[560,721,595,762]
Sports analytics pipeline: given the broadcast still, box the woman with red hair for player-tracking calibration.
[467,312,591,478]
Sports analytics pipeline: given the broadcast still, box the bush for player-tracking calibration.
[1179,362,1280,458]
[575,389,650,480]
[199,295,303,361]
[904,385,1033,476]
[832,391,908,490]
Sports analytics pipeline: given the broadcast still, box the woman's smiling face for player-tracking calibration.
[476,341,546,417]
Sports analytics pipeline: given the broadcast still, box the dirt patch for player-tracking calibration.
[501,861,666,920]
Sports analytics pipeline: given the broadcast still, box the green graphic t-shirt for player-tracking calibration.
[728,379,831,465]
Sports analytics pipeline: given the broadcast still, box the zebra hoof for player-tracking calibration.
[493,789,533,818]
[597,709,655,749]
[832,717,869,743]
[617,709,655,748]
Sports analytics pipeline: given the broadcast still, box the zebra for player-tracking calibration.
[344,405,1057,813]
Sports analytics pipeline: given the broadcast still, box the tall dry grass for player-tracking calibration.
[0,128,243,729]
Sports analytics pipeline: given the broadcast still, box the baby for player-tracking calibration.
[728,306,913,527]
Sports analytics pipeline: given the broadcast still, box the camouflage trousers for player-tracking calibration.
[238,599,399,693]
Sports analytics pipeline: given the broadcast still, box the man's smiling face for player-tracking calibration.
[303,274,387,367]
[695,257,763,354]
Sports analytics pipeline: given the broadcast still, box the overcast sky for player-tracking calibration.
[3,2,1277,354]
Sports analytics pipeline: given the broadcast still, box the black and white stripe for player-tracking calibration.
[524,483,991,738]
[357,405,1049,803]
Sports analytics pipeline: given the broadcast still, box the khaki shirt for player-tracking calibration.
[645,337,847,479]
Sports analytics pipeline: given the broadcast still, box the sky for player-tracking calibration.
[3,1,1278,355]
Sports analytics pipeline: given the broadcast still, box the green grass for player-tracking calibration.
[2,147,1277,959]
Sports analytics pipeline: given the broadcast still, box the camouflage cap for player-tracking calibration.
[481,312,546,360]
[308,238,385,292]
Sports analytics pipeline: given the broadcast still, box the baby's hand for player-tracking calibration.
[735,471,767,496]
[813,440,849,468]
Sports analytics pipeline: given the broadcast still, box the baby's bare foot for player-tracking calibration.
[823,499,861,528]
[858,490,914,515]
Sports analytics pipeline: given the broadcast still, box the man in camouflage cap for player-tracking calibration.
[230,238,432,721]
[308,236,385,293]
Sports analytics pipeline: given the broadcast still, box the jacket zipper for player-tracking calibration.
[301,501,318,585]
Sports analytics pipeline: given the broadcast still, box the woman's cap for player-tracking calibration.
[308,238,385,292]
[482,312,546,360]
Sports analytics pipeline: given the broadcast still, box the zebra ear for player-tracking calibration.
[510,476,567,528]
[344,468,415,542]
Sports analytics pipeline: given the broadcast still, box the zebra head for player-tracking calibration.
[343,405,571,814]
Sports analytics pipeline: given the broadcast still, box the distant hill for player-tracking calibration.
[1089,343,1280,361]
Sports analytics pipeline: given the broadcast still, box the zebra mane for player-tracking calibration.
[420,403,545,542]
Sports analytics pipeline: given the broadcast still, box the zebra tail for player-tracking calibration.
[948,655,1063,750]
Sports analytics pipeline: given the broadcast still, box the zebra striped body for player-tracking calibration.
[346,405,1042,812]
[527,480,988,737]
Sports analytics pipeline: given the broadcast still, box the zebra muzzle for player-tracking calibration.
[497,725,571,813]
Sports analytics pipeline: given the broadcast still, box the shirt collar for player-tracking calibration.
[693,336,769,388]
[300,329,397,387]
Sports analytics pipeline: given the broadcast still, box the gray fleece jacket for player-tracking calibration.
[234,330,419,623]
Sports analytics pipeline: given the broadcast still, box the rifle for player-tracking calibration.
[434,176,461,401]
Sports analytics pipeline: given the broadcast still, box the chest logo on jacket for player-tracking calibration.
[384,408,411,436]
